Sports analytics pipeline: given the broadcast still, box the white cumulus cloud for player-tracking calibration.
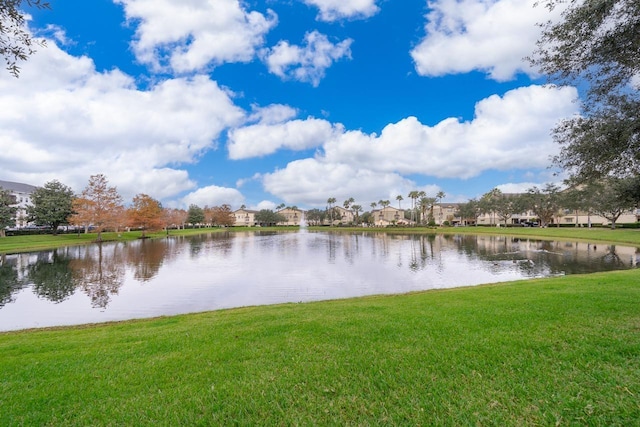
[321,85,579,178]
[246,104,298,125]
[228,117,343,160]
[0,36,245,202]
[262,30,353,86]
[263,159,418,206]
[180,185,245,208]
[260,85,579,205]
[303,0,380,21]
[411,0,565,81]
[115,0,277,73]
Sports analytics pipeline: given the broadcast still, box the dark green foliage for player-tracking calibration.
[523,184,562,227]
[580,177,638,229]
[27,180,74,234]
[305,208,325,225]
[254,209,286,226]
[532,0,640,180]
[186,204,205,225]
[0,187,17,235]
[0,0,50,77]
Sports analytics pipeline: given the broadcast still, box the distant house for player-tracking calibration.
[326,206,355,226]
[0,179,37,228]
[233,208,258,227]
[432,203,465,226]
[276,207,305,226]
[371,206,408,226]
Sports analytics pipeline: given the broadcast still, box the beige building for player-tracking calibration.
[233,208,258,227]
[431,203,465,226]
[555,208,640,227]
[325,206,355,226]
[276,207,305,226]
[471,206,638,228]
[371,206,408,226]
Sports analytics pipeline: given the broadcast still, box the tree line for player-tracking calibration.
[0,174,235,239]
[457,178,640,229]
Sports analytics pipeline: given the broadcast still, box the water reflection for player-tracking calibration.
[0,232,637,331]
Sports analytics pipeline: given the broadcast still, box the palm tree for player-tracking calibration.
[408,191,420,224]
[418,196,433,225]
[417,191,427,223]
[327,197,336,224]
[396,195,403,209]
[370,202,377,211]
[276,203,285,211]
[351,204,362,224]
[430,191,446,224]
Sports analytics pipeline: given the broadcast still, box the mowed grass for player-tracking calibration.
[336,225,640,247]
[2,225,640,255]
[1,270,639,425]
[0,228,245,254]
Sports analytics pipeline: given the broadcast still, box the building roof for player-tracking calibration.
[0,180,37,193]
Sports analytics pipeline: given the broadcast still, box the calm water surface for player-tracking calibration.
[0,231,638,331]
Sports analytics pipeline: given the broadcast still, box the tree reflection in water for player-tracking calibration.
[127,239,168,282]
[28,249,76,303]
[0,232,638,331]
[0,255,26,308]
[69,244,126,308]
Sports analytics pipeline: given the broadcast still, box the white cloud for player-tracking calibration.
[495,182,540,194]
[0,37,245,202]
[260,85,578,205]
[411,0,565,81]
[262,31,352,86]
[263,158,420,206]
[254,200,277,211]
[228,117,343,160]
[115,0,277,73]
[321,85,579,178]
[180,185,245,208]
[303,0,380,21]
[247,104,298,125]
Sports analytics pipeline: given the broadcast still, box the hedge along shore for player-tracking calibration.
[0,227,639,424]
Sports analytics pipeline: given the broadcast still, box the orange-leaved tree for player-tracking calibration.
[162,208,188,231]
[127,193,163,238]
[211,204,235,227]
[69,174,124,241]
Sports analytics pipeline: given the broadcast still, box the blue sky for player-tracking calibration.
[0,0,579,210]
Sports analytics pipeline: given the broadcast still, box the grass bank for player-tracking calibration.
[0,227,241,255]
[327,225,640,247]
[2,225,639,255]
[1,270,639,425]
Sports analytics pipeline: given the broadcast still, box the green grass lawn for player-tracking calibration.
[334,225,640,247]
[0,227,236,254]
[1,270,639,425]
[2,225,640,255]
[0,227,639,425]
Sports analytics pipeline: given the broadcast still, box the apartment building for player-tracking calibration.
[0,179,37,228]
[233,208,259,227]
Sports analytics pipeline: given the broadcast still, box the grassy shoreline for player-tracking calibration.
[1,225,639,255]
[1,271,639,424]
[1,227,639,424]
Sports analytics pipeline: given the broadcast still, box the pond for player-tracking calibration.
[0,231,638,331]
